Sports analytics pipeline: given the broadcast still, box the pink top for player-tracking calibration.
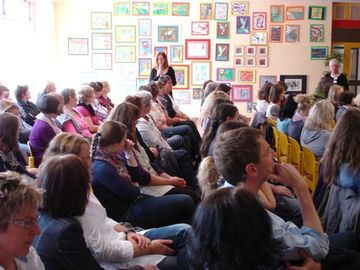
[76,105,100,126]
[63,111,93,137]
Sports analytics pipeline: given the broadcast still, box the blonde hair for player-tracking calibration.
[197,156,220,200]
[0,99,18,113]
[327,85,344,104]
[354,93,360,107]
[304,100,334,131]
[200,90,230,122]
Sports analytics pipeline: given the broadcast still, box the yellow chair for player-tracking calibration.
[288,137,302,173]
[277,130,290,163]
[330,119,336,130]
[27,141,35,168]
[272,126,279,158]
[301,145,319,193]
[267,117,276,127]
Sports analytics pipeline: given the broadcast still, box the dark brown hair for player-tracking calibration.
[155,51,169,69]
[0,113,20,151]
[37,94,60,114]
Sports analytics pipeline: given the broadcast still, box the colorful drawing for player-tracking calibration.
[153,2,169,15]
[154,46,168,57]
[214,2,228,20]
[191,61,211,85]
[246,46,255,56]
[257,57,268,67]
[115,25,136,43]
[253,12,266,30]
[236,16,250,34]
[185,39,211,60]
[113,2,131,16]
[172,2,189,16]
[259,75,277,88]
[172,65,189,89]
[115,46,136,63]
[308,6,326,20]
[286,6,304,20]
[158,26,179,42]
[215,43,229,61]
[285,25,300,42]
[173,91,191,105]
[234,45,244,56]
[217,68,234,81]
[269,25,283,42]
[310,24,324,42]
[216,21,230,39]
[311,46,328,60]
[246,57,255,67]
[136,78,149,89]
[139,38,152,57]
[133,2,150,15]
[91,12,112,30]
[258,46,268,56]
[250,31,267,45]
[231,1,249,15]
[238,69,256,83]
[200,3,213,20]
[270,5,284,23]
[139,19,151,36]
[231,85,253,102]
[91,33,112,50]
[234,57,244,67]
[68,38,88,55]
[169,45,183,63]
[139,58,152,76]
[192,87,202,99]
[191,21,210,35]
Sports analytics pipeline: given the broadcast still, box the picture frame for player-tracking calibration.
[185,39,211,60]
[68,38,88,55]
[279,75,307,94]
[136,78,149,89]
[246,57,255,67]
[91,33,112,50]
[234,45,244,56]
[152,2,170,16]
[250,31,267,45]
[154,46,168,57]
[200,3,213,20]
[238,69,256,84]
[191,61,211,85]
[310,24,325,42]
[139,19,152,36]
[231,1,249,16]
[234,57,244,67]
[192,87,202,99]
[257,57,268,67]
[236,16,250,34]
[286,6,304,20]
[133,2,150,16]
[173,91,191,105]
[113,2,131,16]
[172,2,189,16]
[214,2,229,20]
[231,85,253,102]
[92,53,112,70]
[91,12,112,30]
[252,12,267,30]
[216,21,230,39]
[215,43,230,61]
[217,68,235,81]
[172,65,190,89]
[115,46,136,63]
[270,5,284,23]
[139,38,152,57]
[285,25,300,43]
[258,46,268,56]
[158,25,179,42]
[308,6,326,20]
[115,25,136,43]
[246,46,256,56]
[138,58,152,76]
[259,75,277,88]
[170,45,183,63]
[311,46,328,60]
[269,25,283,43]
[191,21,210,35]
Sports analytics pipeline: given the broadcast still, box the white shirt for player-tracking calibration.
[256,100,269,114]
[0,247,45,270]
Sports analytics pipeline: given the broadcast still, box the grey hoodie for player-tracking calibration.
[300,128,332,159]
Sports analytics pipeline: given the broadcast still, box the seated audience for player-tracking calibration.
[36,80,56,106]
[300,100,334,158]
[101,80,114,108]
[88,82,109,121]
[336,91,355,122]
[0,84,10,100]
[276,95,298,135]
[314,76,334,100]
[15,85,40,126]
[327,84,344,115]
[201,82,218,106]
[266,84,285,118]
[0,172,44,269]
[255,82,273,114]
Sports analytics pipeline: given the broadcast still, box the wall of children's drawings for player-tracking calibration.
[56,0,332,116]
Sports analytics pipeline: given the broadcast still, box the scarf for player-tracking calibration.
[36,113,62,134]
[78,102,96,116]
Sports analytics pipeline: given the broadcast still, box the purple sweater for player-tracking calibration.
[29,119,56,166]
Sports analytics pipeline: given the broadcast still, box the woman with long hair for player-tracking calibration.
[149,51,177,87]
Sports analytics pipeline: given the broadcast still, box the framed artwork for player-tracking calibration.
[285,25,300,43]
[270,5,284,23]
[214,2,229,20]
[259,75,277,88]
[216,21,230,39]
[231,1,249,16]
[154,46,168,57]
[246,46,256,56]
[172,65,190,89]
[252,12,266,30]
[310,24,325,42]
[191,21,210,35]
[139,19,151,36]
[113,2,131,16]
[170,45,183,63]
[258,46,268,56]
[269,25,283,43]
[68,38,88,55]
[172,2,189,16]
[115,25,136,43]
[158,26,179,42]
[133,2,150,16]
[238,69,256,83]
[139,58,152,76]
[250,31,267,45]
[311,46,328,60]
[280,75,307,94]
[246,57,255,67]
[236,16,250,34]
[173,91,191,105]
[234,57,244,67]
[231,85,253,102]
[115,46,136,63]
[91,12,112,30]
[92,53,112,70]
[192,87,202,99]
[200,3,213,20]
[91,33,112,50]
[217,68,235,81]
[215,43,229,61]
[257,57,268,67]
[136,78,149,89]
[286,6,304,20]
[308,6,326,20]
[191,61,211,85]
[139,38,152,57]
[152,2,169,16]
[234,45,244,56]
[185,39,211,60]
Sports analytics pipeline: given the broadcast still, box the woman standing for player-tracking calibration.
[149,52,176,87]
[325,59,349,90]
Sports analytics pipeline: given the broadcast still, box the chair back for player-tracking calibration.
[301,145,319,193]
[267,117,276,127]
[272,126,279,158]
[288,136,302,172]
[278,130,290,162]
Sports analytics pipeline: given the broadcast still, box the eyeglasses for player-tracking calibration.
[9,216,40,230]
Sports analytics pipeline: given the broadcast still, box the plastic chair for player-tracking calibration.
[27,141,35,168]
[278,130,290,163]
[272,126,279,158]
[288,136,302,173]
[267,117,276,127]
[301,145,319,193]
[330,119,336,130]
